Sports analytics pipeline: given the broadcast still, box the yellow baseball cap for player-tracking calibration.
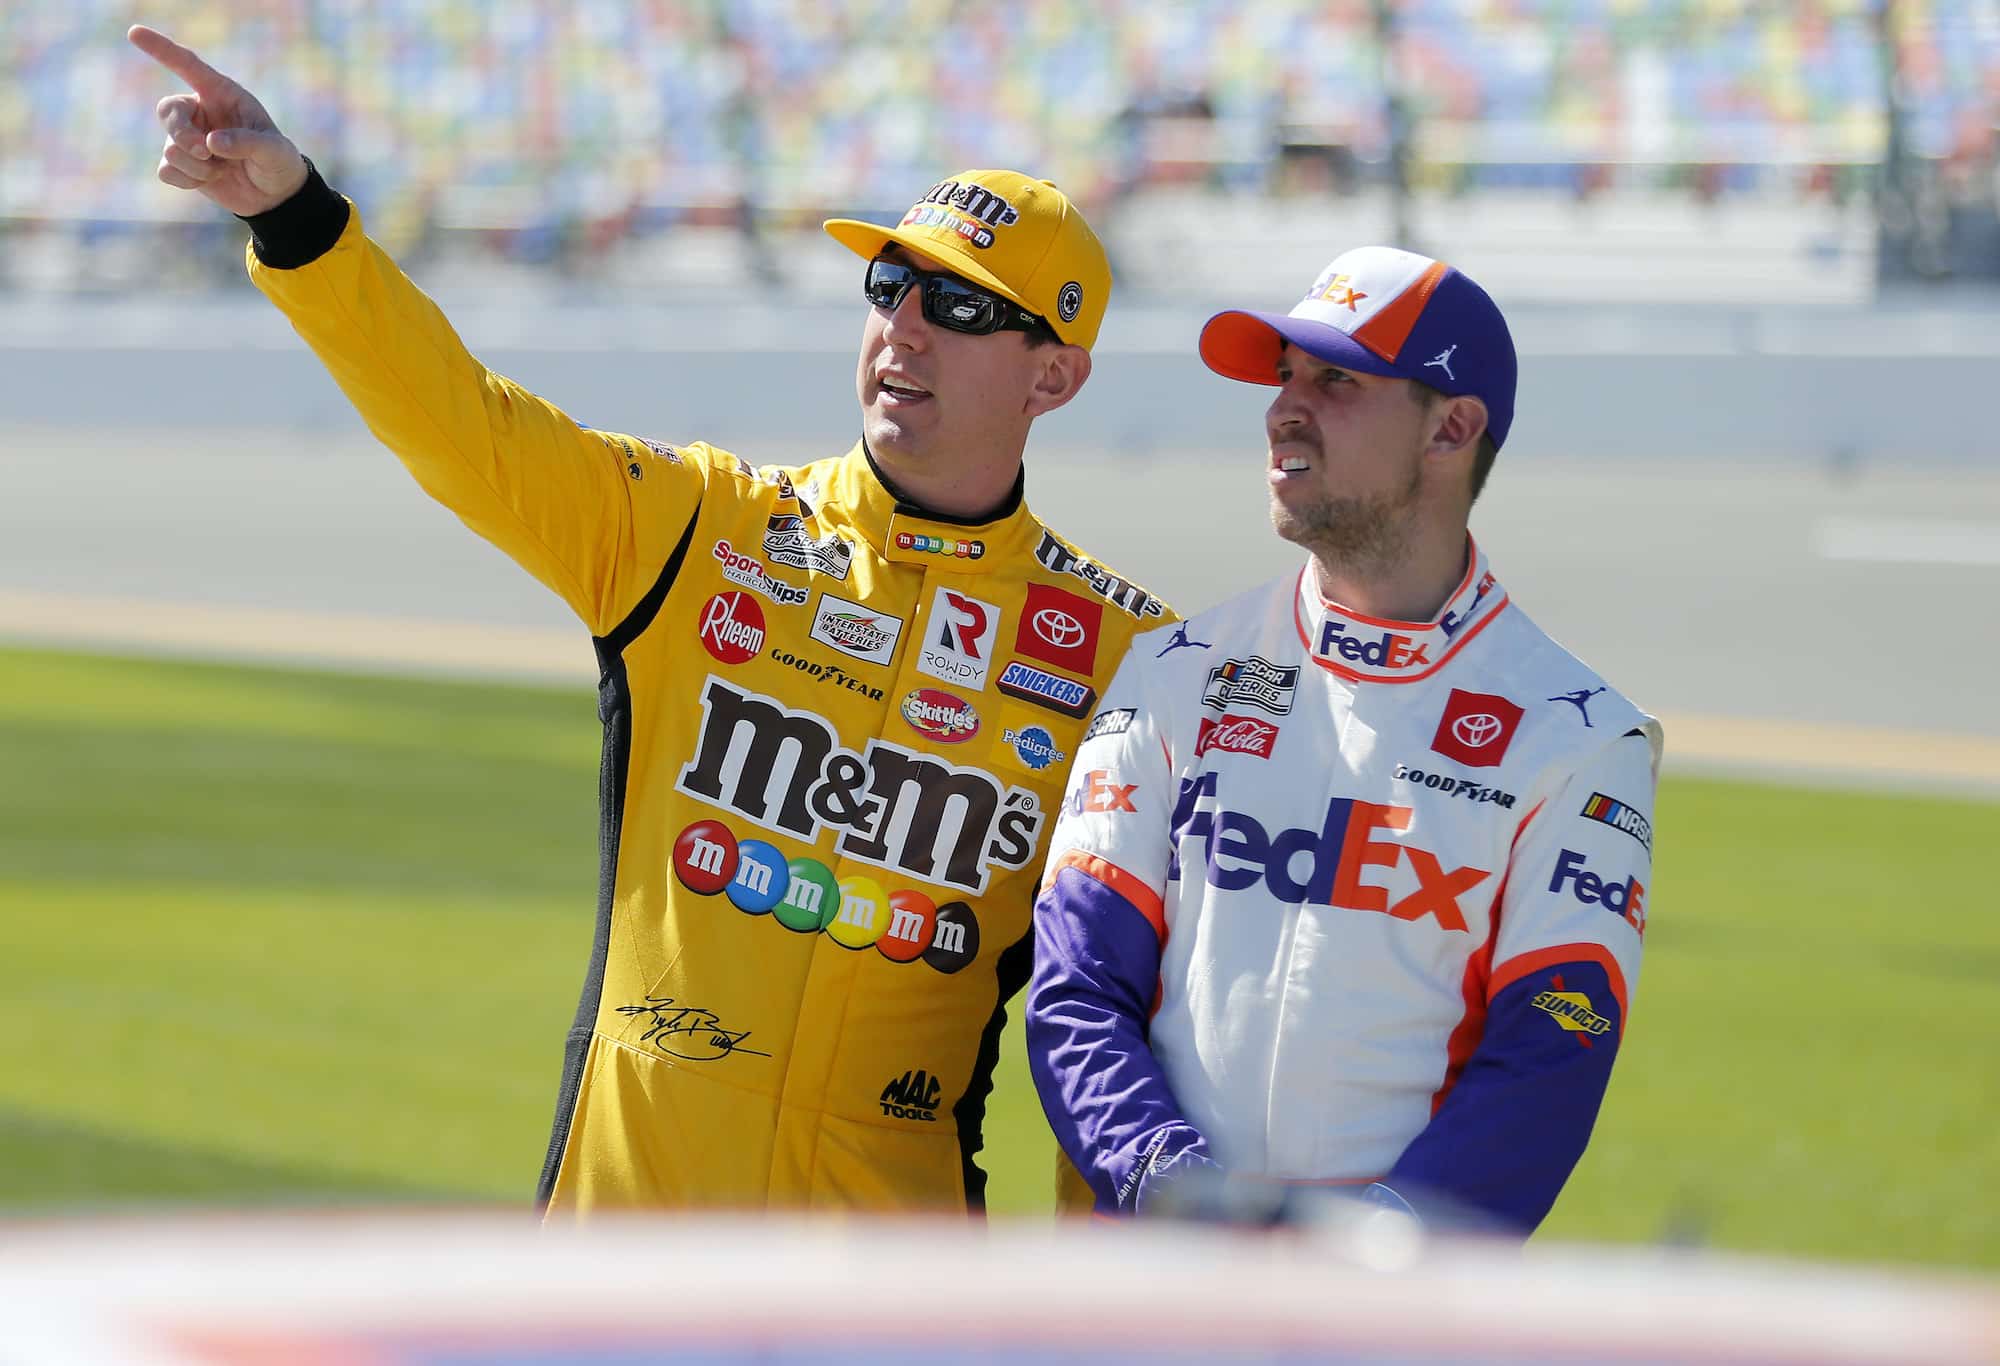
[824,170,1112,350]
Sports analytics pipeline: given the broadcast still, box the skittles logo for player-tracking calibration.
[672,820,980,973]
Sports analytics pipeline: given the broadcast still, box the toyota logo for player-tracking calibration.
[1033,607,1085,649]
[1452,713,1504,749]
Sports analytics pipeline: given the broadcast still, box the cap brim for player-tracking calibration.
[1198,310,1403,386]
[823,217,1041,323]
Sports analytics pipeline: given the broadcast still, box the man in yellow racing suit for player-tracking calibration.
[133,24,1171,1212]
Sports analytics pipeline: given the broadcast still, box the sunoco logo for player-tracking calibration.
[881,1068,943,1120]
[902,688,979,744]
[675,677,1042,895]
[671,817,979,973]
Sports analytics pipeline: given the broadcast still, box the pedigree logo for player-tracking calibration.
[1167,772,1489,931]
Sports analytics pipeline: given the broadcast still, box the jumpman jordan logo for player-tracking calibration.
[1424,345,1458,383]
[1549,686,1606,727]
[1156,624,1213,658]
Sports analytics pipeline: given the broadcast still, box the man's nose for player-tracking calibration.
[880,284,932,347]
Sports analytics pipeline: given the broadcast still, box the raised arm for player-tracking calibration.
[130,25,708,636]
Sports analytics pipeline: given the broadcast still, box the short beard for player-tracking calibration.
[1270,460,1423,578]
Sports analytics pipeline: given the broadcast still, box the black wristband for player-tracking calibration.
[239,158,350,269]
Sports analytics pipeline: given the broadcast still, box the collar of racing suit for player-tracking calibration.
[809,439,1040,573]
[1291,535,1511,684]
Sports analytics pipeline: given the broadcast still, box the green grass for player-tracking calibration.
[2,646,1994,1268]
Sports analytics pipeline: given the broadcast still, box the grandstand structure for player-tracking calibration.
[4,0,1998,296]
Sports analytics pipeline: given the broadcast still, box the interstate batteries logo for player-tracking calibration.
[810,593,903,665]
[901,688,980,744]
[673,819,978,973]
[675,678,1043,895]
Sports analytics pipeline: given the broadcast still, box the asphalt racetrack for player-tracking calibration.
[5,413,1998,794]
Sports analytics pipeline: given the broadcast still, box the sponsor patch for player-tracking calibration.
[1532,973,1612,1044]
[893,530,986,561]
[1034,532,1167,619]
[712,539,809,607]
[880,1068,943,1121]
[676,678,1041,895]
[1550,848,1648,937]
[1581,792,1653,852]
[1014,583,1102,675]
[997,660,1095,718]
[1430,688,1523,768]
[1392,763,1516,808]
[667,816,979,972]
[1168,772,1489,931]
[1082,708,1135,743]
[1001,723,1065,773]
[901,687,980,745]
[1077,770,1138,814]
[1195,714,1279,760]
[810,593,904,666]
[1201,656,1298,716]
[917,587,1000,690]
[764,513,854,580]
[697,591,766,665]
[1316,618,1430,672]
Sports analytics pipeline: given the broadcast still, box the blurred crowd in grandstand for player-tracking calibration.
[3,0,1997,289]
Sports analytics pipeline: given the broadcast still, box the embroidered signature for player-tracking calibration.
[617,996,770,1062]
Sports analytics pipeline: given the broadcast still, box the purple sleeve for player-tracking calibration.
[1027,864,1213,1213]
[1382,957,1623,1235]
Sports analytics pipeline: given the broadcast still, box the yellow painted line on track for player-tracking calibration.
[3,589,1997,791]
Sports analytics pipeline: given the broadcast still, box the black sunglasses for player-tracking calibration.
[864,257,1056,340]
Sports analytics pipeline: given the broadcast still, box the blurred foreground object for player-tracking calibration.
[1,1210,1994,1364]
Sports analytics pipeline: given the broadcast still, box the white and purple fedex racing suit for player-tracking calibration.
[1028,542,1661,1232]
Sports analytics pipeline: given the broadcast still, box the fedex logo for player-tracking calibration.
[1316,619,1429,671]
[1167,773,1488,931]
[1550,848,1647,937]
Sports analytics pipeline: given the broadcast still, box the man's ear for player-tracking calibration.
[1024,344,1092,418]
[1428,394,1490,457]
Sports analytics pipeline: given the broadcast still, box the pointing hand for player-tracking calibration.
[129,25,308,217]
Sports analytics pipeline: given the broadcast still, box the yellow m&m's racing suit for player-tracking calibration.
[245,171,1173,1212]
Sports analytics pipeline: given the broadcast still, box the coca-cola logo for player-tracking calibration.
[698,591,766,665]
[900,688,979,744]
[1194,713,1279,760]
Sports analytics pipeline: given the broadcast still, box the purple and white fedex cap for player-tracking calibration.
[1198,246,1518,450]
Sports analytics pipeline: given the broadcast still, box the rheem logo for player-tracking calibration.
[697,591,766,665]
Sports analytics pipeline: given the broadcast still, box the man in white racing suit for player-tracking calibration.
[1027,247,1661,1234]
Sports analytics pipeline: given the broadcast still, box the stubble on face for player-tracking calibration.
[1269,445,1424,578]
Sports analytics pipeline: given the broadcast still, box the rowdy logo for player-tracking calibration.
[918,587,999,689]
[1168,772,1489,931]
[698,591,766,665]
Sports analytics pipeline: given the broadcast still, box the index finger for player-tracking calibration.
[128,25,230,94]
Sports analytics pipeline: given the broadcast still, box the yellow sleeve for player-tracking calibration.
[248,202,708,635]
